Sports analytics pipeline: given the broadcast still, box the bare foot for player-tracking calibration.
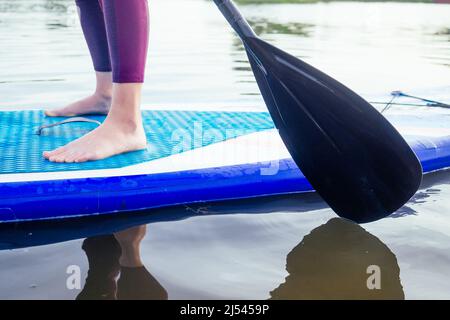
[46,72,113,117]
[45,93,112,117]
[42,114,147,163]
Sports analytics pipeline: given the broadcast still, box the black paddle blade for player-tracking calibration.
[243,37,422,223]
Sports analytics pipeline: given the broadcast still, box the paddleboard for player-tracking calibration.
[0,109,449,223]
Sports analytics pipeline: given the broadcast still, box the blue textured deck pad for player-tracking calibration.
[0,110,275,174]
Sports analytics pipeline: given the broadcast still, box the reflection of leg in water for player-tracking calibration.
[117,266,168,300]
[270,218,404,300]
[77,226,167,300]
[76,235,122,300]
[114,225,168,300]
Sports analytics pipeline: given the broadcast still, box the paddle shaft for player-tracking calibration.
[213,0,256,38]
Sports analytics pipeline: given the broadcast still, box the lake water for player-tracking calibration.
[0,0,450,299]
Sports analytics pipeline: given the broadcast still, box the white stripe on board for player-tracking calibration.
[1,124,448,184]
[0,129,290,183]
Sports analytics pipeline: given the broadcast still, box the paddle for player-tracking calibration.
[213,0,422,223]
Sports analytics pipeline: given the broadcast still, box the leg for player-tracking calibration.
[46,0,113,117]
[114,225,147,268]
[44,0,149,162]
[114,225,168,300]
[76,235,122,300]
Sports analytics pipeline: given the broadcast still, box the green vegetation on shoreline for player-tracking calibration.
[235,0,317,3]
[235,0,434,4]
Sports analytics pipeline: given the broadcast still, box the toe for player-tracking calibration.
[74,153,89,163]
[64,150,83,163]
[44,146,68,159]
[76,151,98,163]
[44,110,56,117]
[44,109,64,117]
[50,156,64,163]
[50,152,68,163]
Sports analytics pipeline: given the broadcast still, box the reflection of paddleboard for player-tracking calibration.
[0,109,449,223]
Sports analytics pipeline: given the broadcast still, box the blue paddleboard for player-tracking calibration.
[0,109,449,223]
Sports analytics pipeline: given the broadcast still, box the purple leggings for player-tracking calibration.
[75,0,149,83]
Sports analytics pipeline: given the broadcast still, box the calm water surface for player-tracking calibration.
[0,0,450,299]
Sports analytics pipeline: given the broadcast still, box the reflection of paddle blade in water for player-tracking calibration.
[270,218,404,299]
